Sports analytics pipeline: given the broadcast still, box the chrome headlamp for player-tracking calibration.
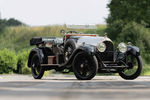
[97,42,106,52]
[118,42,127,53]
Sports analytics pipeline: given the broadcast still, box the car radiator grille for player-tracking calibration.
[97,41,114,61]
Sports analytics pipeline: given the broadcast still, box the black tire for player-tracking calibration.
[119,54,142,80]
[64,39,76,61]
[73,51,98,80]
[31,54,44,79]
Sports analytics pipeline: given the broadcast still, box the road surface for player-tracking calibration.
[0,74,150,100]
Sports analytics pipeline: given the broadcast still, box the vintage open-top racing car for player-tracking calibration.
[28,27,142,80]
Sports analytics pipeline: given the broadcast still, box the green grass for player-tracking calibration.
[0,25,106,51]
[0,25,66,51]
[141,65,150,76]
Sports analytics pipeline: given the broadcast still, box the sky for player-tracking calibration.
[0,0,109,26]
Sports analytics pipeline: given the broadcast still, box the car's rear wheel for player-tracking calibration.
[31,54,44,79]
[119,54,142,80]
[73,51,98,80]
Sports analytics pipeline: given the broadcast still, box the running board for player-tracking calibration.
[102,61,127,68]
[41,64,60,67]
[104,65,126,68]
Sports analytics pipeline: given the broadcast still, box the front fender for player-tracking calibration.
[28,48,45,67]
[63,45,96,67]
[76,45,96,55]
[126,45,140,56]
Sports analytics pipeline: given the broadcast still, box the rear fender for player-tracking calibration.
[28,48,44,67]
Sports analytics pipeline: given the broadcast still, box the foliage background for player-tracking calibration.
[106,0,150,56]
[105,0,150,75]
[0,0,150,75]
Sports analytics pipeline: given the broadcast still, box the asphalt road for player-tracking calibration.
[0,74,150,100]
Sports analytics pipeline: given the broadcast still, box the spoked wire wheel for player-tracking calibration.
[64,44,74,61]
[119,54,142,80]
[73,52,98,80]
[31,54,44,79]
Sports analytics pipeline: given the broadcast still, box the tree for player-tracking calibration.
[106,0,150,40]
[107,0,150,25]
[0,18,25,34]
[106,0,150,62]
[6,18,24,26]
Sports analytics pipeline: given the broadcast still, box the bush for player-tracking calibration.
[22,66,31,74]
[0,49,17,74]
[0,49,31,74]
[17,50,31,74]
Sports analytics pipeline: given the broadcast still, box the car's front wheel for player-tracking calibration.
[31,54,44,79]
[73,51,98,80]
[119,54,142,80]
